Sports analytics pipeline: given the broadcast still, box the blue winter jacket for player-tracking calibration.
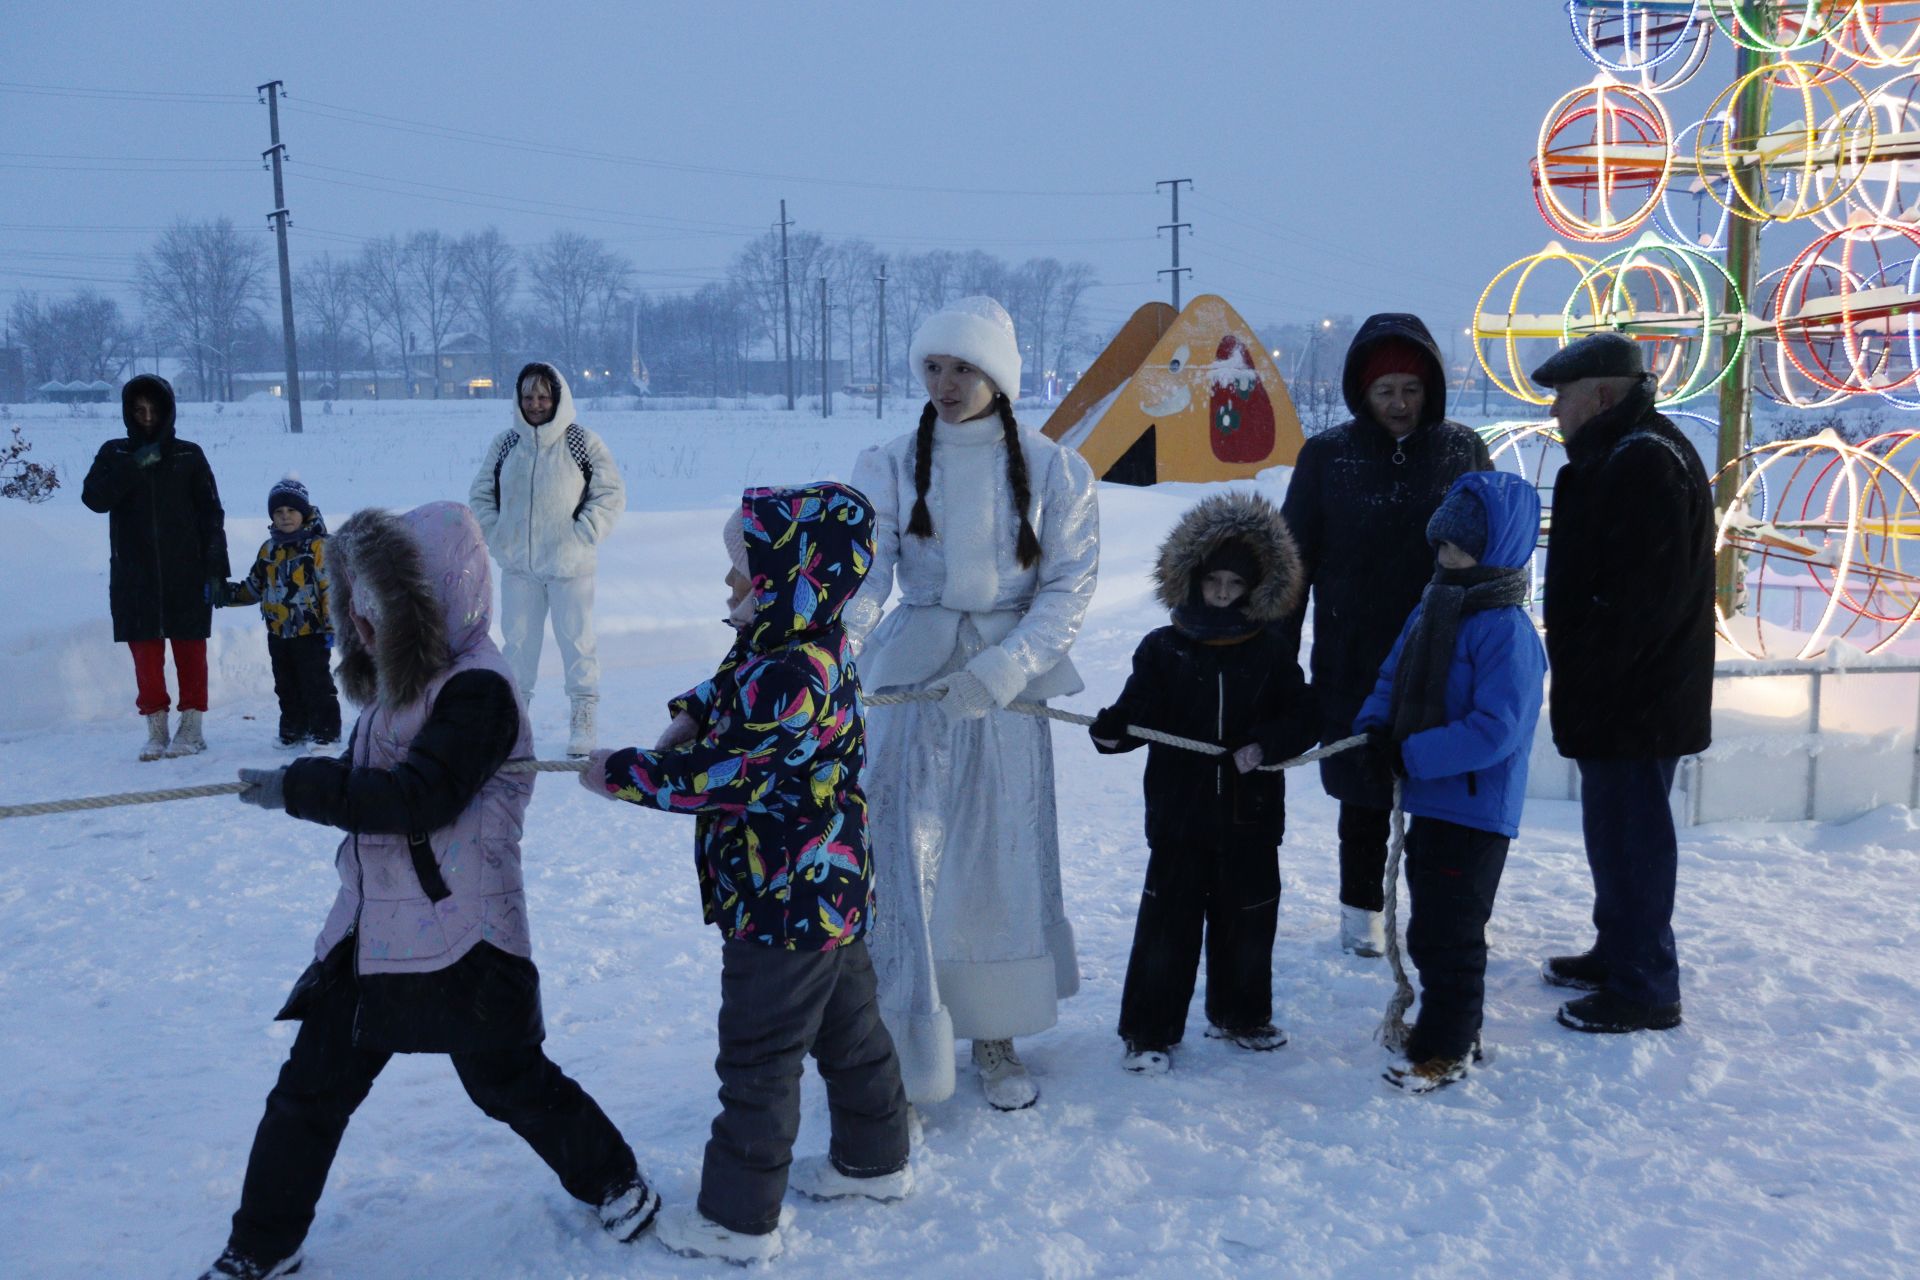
[1354,470,1546,838]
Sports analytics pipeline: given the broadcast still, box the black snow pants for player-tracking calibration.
[699,937,910,1236]
[1117,831,1281,1049]
[226,960,637,1264]
[1338,801,1391,913]
[267,632,341,743]
[1404,816,1511,1063]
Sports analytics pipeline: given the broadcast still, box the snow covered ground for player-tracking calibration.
[2,400,1917,1278]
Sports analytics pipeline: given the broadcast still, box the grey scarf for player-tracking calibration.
[1387,565,1532,744]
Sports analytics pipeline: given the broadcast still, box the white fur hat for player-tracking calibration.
[908,295,1021,401]
[722,503,749,576]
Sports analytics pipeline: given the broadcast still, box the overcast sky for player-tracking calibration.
[6,2,1722,352]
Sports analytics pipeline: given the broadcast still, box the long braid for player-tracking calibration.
[906,402,938,539]
[997,395,1042,568]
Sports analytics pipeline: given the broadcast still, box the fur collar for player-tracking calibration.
[1154,490,1304,624]
[329,508,450,709]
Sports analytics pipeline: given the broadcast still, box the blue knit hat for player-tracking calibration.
[1427,486,1488,560]
[268,475,312,520]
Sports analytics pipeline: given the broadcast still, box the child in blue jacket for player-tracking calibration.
[1354,469,1546,1093]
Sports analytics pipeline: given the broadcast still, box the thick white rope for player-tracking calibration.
[1376,778,1415,1051]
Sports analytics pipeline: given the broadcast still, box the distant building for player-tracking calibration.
[0,347,24,403]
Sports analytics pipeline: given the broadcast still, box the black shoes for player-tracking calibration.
[198,1247,302,1279]
[597,1172,662,1243]
[1541,950,1608,992]
[1557,989,1682,1034]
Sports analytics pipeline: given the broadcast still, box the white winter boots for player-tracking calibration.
[1341,905,1386,957]
[567,695,596,758]
[972,1038,1038,1110]
[139,709,207,761]
[788,1154,915,1203]
[654,1204,793,1265]
[139,711,170,761]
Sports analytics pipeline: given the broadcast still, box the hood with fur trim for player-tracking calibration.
[330,501,494,708]
[1153,489,1304,624]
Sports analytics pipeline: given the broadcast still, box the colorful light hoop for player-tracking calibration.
[1811,71,1920,234]
[1772,219,1920,396]
[1568,0,1716,88]
[1708,0,1845,52]
[1862,428,1920,608]
[1755,260,1861,406]
[1697,61,1877,221]
[1535,80,1675,241]
[1827,2,1920,68]
[1797,438,1920,621]
[1659,117,1738,248]
[1568,235,1745,405]
[1474,244,1607,405]
[1711,432,1920,658]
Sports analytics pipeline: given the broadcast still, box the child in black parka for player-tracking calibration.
[1090,490,1317,1073]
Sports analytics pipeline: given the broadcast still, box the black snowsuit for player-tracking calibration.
[1093,491,1316,1049]
[1278,314,1491,909]
[80,374,229,642]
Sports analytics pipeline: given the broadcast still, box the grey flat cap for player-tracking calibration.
[1530,332,1646,387]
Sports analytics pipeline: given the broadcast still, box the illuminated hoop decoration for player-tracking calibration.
[1708,0,1846,52]
[1712,430,1920,657]
[1812,70,1920,236]
[1568,1,1716,90]
[1862,428,1920,613]
[1476,419,1564,608]
[1474,243,1606,406]
[1567,233,1746,405]
[1697,60,1877,222]
[1534,78,1675,241]
[1825,1,1920,69]
[1756,259,1865,407]
[1659,116,1738,249]
[1770,218,1920,403]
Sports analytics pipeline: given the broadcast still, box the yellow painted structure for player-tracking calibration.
[1042,295,1305,485]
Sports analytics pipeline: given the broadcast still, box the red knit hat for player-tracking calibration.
[1359,338,1429,392]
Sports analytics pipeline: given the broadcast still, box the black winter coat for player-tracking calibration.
[80,375,229,643]
[1095,625,1317,847]
[1279,314,1492,806]
[1544,379,1715,760]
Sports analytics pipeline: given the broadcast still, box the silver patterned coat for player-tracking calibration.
[845,415,1099,1102]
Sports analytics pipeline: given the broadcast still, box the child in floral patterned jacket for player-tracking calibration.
[216,476,341,747]
[580,481,911,1265]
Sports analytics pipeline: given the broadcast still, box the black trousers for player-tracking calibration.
[700,937,909,1236]
[1404,816,1511,1062]
[1579,756,1683,1006]
[1117,832,1281,1049]
[268,632,341,742]
[226,962,637,1264]
[1338,802,1391,912]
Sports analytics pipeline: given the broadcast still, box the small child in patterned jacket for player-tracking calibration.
[579,481,912,1266]
[216,476,341,747]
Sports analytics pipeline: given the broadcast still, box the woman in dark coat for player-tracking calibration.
[80,374,229,759]
[1278,314,1492,955]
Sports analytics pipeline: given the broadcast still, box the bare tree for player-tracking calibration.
[1047,261,1097,384]
[529,231,630,381]
[7,290,134,385]
[356,235,412,394]
[294,254,358,397]
[403,230,466,398]
[454,227,518,396]
[138,218,268,400]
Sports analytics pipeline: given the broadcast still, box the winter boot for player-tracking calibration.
[1384,1053,1472,1095]
[196,1245,303,1279]
[597,1172,662,1243]
[567,695,597,758]
[1121,1041,1171,1075]
[138,711,171,762]
[1205,1022,1289,1052]
[165,708,208,757]
[1557,989,1682,1034]
[654,1204,792,1265]
[1542,949,1608,992]
[1341,905,1386,957]
[788,1154,914,1203]
[972,1038,1038,1111]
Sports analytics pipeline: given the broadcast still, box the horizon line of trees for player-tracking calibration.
[6,218,1102,403]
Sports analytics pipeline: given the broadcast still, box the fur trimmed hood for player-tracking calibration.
[330,501,493,708]
[1153,489,1304,624]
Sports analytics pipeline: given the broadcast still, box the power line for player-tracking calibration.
[0,80,251,104]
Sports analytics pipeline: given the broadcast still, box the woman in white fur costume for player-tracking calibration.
[844,296,1099,1110]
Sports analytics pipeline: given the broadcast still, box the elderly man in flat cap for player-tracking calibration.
[1534,332,1714,1035]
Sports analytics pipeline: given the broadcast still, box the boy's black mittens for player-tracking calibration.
[1089,706,1130,743]
[1362,729,1406,783]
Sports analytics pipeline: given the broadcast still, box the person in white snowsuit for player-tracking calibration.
[844,296,1100,1110]
[469,362,625,756]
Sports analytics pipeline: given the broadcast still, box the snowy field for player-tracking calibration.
[1,400,1917,1278]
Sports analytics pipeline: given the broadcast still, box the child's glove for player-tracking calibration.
[1361,729,1405,783]
[1232,743,1265,774]
[1089,705,1129,746]
[929,670,996,722]
[654,711,698,750]
[577,748,618,798]
[236,766,287,811]
[129,442,163,469]
[205,577,229,606]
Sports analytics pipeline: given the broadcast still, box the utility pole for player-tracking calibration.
[819,275,835,418]
[875,263,887,420]
[258,80,303,433]
[1156,178,1193,310]
[778,199,795,410]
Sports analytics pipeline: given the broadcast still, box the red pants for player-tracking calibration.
[128,638,208,715]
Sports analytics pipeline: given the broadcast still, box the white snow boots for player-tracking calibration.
[139,711,170,761]
[166,708,208,757]
[972,1038,1038,1111]
[788,1154,915,1203]
[654,1204,794,1265]
[567,695,596,758]
[1340,905,1386,957]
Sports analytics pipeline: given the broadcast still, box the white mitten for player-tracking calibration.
[930,669,997,722]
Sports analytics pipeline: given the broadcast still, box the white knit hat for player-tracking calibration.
[722,503,750,576]
[908,295,1021,401]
